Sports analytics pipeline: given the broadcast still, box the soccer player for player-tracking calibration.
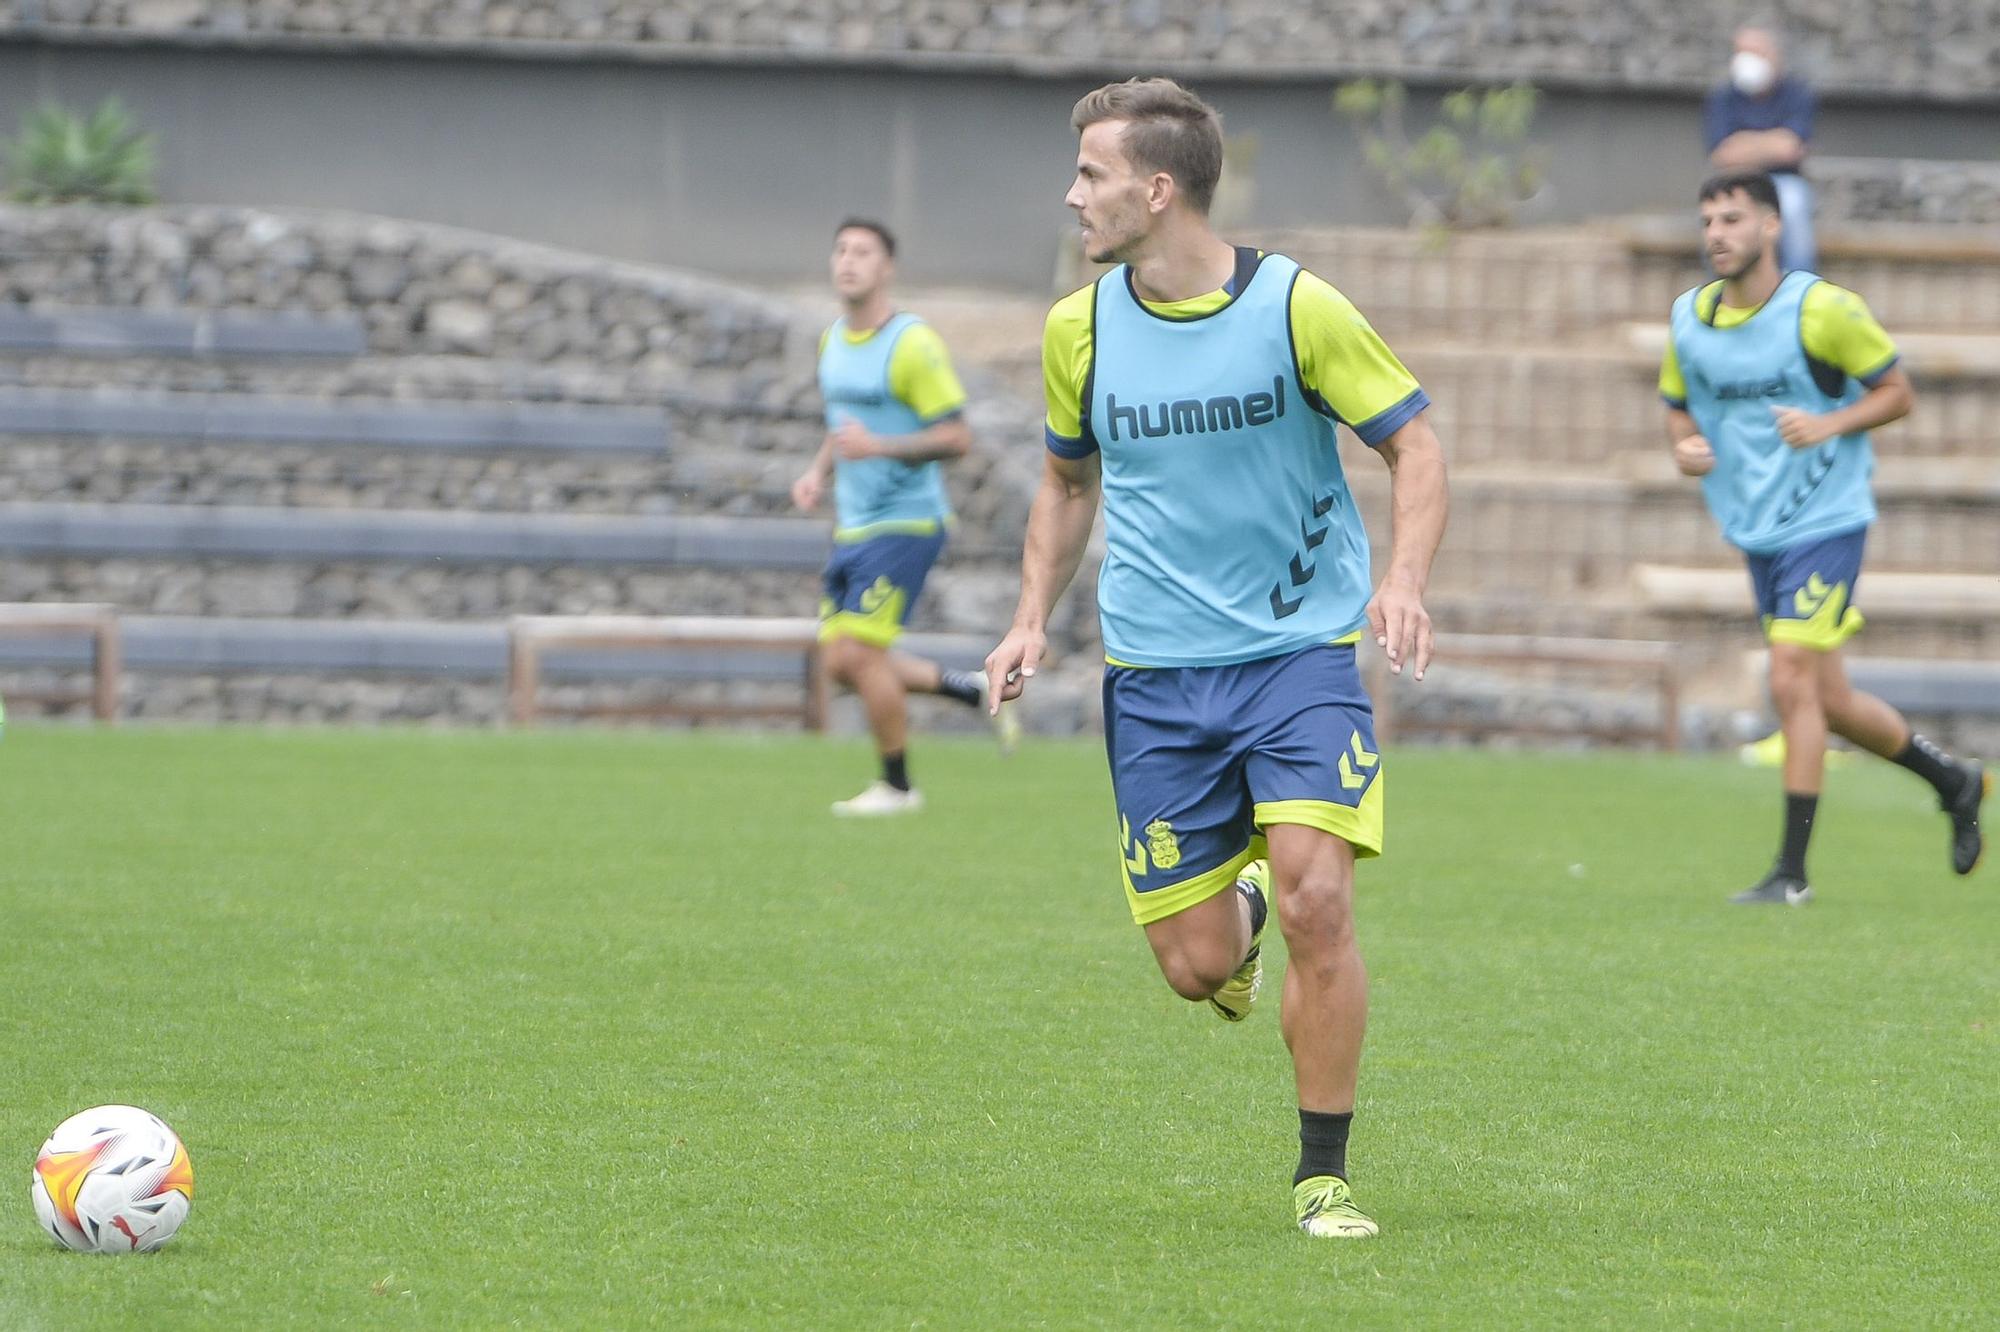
[985,78,1449,1239]
[1661,171,1990,904]
[793,218,1016,817]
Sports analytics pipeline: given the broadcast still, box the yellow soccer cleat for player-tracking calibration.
[1208,859,1269,1022]
[1294,1175,1378,1239]
[991,695,1023,758]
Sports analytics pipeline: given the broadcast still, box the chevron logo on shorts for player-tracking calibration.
[1793,573,1834,618]
[1338,731,1379,790]
[859,576,898,614]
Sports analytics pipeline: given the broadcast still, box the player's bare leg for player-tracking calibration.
[1267,824,1366,1112]
[1267,822,1376,1237]
[825,636,922,816]
[1735,643,1824,903]
[1817,648,1908,756]
[1770,643,1828,798]
[1141,882,1251,1002]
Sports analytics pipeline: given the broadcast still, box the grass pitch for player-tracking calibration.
[2,726,1995,1328]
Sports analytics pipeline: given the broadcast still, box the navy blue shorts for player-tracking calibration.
[817,530,947,648]
[1103,642,1383,924]
[1745,525,1867,651]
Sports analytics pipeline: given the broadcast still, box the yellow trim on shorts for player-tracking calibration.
[832,517,947,544]
[1763,577,1865,652]
[818,593,907,648]
[1124,836,1267,926]
[1104,630,1365,668]
[1254,777,1387,860]
[1766,608,1865,651]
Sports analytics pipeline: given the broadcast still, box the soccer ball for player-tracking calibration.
[30,1105,194,1253]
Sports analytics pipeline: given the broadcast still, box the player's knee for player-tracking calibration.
[824,636,874,683]
[1154,943,1233,1001]
[1768,648,1821,713]
[1275,867,1355,955]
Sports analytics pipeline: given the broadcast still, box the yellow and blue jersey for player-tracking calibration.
[818,314,967,541]
[1663,273,1898,554]
[1042,247,1427,668]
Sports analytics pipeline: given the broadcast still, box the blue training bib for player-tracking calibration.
[1085,254,1371,667]
[1669,271,1876,554]
[819,312,952,539]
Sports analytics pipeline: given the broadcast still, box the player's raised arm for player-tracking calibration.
[986,449,1100,710]
[1367,414,1448,681]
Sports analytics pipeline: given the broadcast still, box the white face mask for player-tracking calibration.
[1731,51,1777,95]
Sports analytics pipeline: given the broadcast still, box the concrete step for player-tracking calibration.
[1342,460,2000,601]
[1402,342,2000,467]
[1254,223,2000,344]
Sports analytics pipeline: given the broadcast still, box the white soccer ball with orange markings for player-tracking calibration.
[30,1105,194,1253]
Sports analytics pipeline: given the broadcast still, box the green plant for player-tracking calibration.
[1333,79,1546,230]
[5,97,157,205]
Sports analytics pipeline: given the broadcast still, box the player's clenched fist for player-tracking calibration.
[1673,433,1716,477]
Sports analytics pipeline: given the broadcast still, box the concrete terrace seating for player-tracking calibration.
[1635,566,2000,621]
[0,306,367,357]
[0,502,824,568]
[0,388,668,453]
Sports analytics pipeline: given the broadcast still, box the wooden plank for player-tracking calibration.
[507,614,825,731]
[0,603,120,723]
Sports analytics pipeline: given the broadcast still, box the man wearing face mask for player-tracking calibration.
[1705,25,1817,272]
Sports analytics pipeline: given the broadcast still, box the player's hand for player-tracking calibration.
[789,469,825,512]
[831,421,882,461]
[1673,434,1716,476]
[984,623,1046,714]
[1365,572,1433,682]
[1771,406,1833,449]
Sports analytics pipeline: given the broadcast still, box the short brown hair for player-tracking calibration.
[834,217,896,257]
[1071,77,1224,215]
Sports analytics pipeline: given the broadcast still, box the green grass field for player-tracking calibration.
[2,726,1995,1328]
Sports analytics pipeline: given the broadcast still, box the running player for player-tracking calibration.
[1661,171,1989,904]
[985,79,1449,1238]
[793,219,1017,817]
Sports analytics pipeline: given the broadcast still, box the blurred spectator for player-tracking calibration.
[1705,25,1816,272]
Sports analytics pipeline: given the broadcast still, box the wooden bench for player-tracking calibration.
[0,603,121,720]
[507,615,828,729]
[1371,632,1681,749]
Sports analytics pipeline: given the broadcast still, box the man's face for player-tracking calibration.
[830,228,893,302]
[1700,189,1780,279]
[1065,120,1159,264]
[1730,27,1781,94]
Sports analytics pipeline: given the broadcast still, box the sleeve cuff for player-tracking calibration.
[1858,354,1901,388]
[1045,425,1097,459]
[918,405,967,426]
[1350,388,1430,447]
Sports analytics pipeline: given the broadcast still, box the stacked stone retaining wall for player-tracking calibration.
[7,2,1997,101]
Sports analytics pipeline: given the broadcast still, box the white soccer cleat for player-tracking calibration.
[831,781,925,817]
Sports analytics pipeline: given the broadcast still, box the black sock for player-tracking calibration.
[1237,876,1268,951]
[1776,791,1818,880]
[937,668,984,709]
[1892,733,1964,802]
[1296,1109,1352,1185]
[882,751,909,792]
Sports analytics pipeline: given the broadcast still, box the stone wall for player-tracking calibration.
[0,202,1045,539]
[0,205,815,405]
[0,202,1053,725]
[1815,158,2000,227]
[5,2,1997,101]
